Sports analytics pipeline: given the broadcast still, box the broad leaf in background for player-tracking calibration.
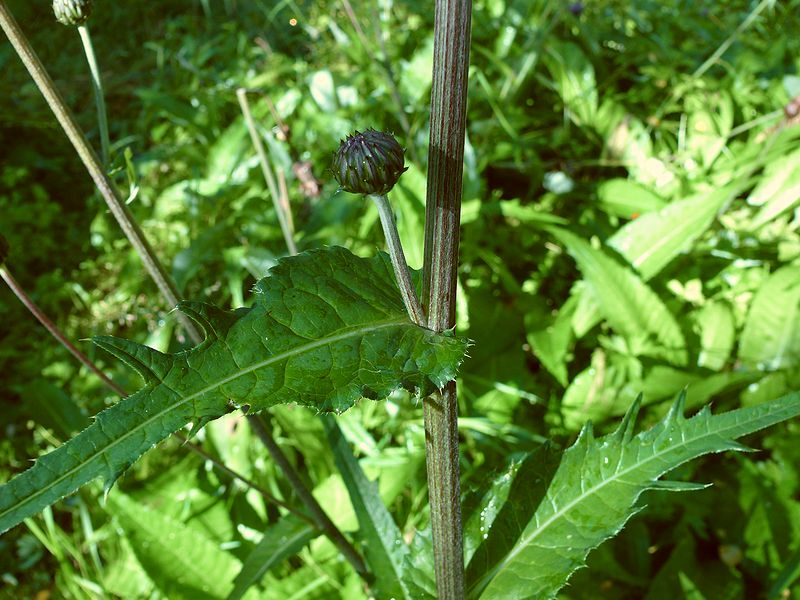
[229,515,317,600]
[739,265,800,370]
[685,91,733,171]
[543,41,597,128]
[526,298,574,387]
[0,247,467,534]
[549,228,687,365]
[105,491,253,600]
[471,391,800,599]
[595,179,666,219]
[607,182,740,281]
[747,147,800,229]
[694,301,736,371]
[323,418,414,600]
[22,380,90,438]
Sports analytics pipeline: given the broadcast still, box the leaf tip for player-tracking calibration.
[666,389,688,423]
[614,394,642,443]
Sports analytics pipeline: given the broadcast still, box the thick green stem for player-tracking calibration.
[77,25,109,167]
[0,1,200,343]
[370,194,425,325]
[422,0,473,597]
[237,88,298,255]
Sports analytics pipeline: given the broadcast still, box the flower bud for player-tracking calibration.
[53,0,93,26]
[332,129,407,196]
[0,234,9,268]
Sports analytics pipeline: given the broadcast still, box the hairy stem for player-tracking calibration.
[422,0,473,597]
[0,1,200,342]
[370,194,425,325]
[248,414,369,578]
[237,88,298,255]
[77,25,109,167]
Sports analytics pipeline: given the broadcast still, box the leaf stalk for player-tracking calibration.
[370,193,425,325]
[77,24,109,167]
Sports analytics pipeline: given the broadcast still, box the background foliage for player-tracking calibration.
[1,0,800,597]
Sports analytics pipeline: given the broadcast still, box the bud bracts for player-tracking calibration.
[332,129,407,196]
[53,0,93,26]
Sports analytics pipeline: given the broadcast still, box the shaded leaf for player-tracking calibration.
[105,491,248,600]
[526,297,574,387]
[23,380,90,438]
[323,417,413,600]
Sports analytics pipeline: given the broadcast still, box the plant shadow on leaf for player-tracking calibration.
[464,445,561,592]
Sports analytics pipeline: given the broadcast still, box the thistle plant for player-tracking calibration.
[3,1,800,599]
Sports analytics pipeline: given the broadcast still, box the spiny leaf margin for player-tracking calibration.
[473,391,800,599]
[0,247,468,535]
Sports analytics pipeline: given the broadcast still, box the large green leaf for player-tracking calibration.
[543,41,597,127]
[323,417,413,600]
[739,265,800,370]
[549,228,687,365]
[747,147,800,229]
[694,301,736,371]
[607,182,739,281]
[105,491,251,600]
[472,391,800,599]
[596,179,666,219]
[229,515,317,600]
[0,247,467,534]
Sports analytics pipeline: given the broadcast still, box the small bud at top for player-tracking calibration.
[332,129,407,196]
[53,0,93,26]
[0,234,9,268]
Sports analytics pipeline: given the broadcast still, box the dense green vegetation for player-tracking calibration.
[2,0,800,597]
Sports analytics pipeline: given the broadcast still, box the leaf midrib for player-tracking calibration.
[0,319,408,524]
[476,405,788,596]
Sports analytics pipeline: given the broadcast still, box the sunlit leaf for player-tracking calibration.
[0,247,467,534]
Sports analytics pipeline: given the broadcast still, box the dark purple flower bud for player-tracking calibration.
[332,129,407,196]
[568,2,584,15]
